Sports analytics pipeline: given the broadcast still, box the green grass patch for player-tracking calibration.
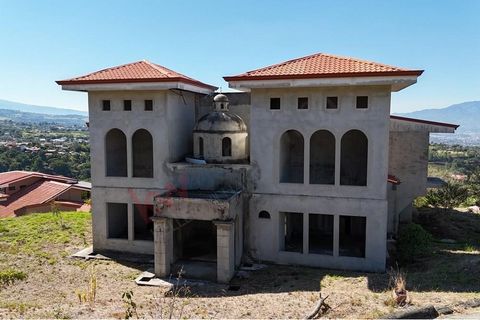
[0,211,91,258]
[0,269,27,286]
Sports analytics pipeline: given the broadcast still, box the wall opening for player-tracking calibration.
[105,129,127,177]
[310,130,335,184]
[123,100,132,111]
[270,97,281,110]
[298,97,308,109]
[198,137,204,157]
[133,204,153,241]
[282,212,303,253]
[326,96,338,109]
[340,130,368,186]
[339,215,366,258]
[222,137,232,157]
[308,214,333,255]
[280,130,304,183]
[173,219,217,262]
[107,202,128,239]
[258,210,271,219]
[144,100,153,111]
[132,129,153,178]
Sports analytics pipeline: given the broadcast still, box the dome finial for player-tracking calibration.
[213,93,229,111]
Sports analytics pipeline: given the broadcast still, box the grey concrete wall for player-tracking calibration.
[88,90,202,254]
[388,131,429,223]
[248,194,387,271]
[249,86,391,200]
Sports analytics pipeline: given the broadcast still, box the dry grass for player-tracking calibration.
[0,210,479,318]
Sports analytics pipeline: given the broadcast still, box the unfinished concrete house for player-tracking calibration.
[57,53,457,283]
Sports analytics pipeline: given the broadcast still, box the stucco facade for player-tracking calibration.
[58,54,457,283]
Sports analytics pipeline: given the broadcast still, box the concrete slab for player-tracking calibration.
[134,269,211,288]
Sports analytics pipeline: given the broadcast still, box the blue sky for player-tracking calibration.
[0,0,478,112]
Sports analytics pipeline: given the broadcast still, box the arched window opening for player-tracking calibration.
[310,130,335,184]
[105,129,127,177]
[280,130,304,183]
[198,137,204,157]
[340,130,368,186]
[132,129,154,178]
[258,211,271,219]
[222,137,232,157]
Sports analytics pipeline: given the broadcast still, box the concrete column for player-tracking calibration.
[126,130,132,178]
[128,203,134,241]
[215,220,235,284]
[304,136,310,184]
[334,132,341,186]
[303,212,309,255]
[333,215,339,257]
[152,217,173,278]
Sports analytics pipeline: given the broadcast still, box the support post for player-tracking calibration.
[152,216,173,278]
[214,220,235,283]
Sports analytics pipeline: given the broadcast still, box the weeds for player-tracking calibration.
[122,290,138,319]
[0,269,27,286]
[388,267,410,307]
[75,264,97,305]
[152,267,191,319]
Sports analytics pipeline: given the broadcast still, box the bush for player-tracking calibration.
[425,183,469,209]
[0,269,27,286]
[397,223,433,264]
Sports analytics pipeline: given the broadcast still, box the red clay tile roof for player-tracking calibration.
[56,60,217,90]
[0,171,77,186]
[0,180,72,218]
[224,53,423,81]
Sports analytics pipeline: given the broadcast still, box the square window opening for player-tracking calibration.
[270,97,281,110]
[107,202,128,239]
[133,204,154,241]
[326,96,338,109]
[356,96,368,109]
[282,212,303,253]
[144,100,153,111]
[102,100,111,111]
[339,215,366,258]
[123,100,132,111]
[298,97,308,109]
[308,214,333,255]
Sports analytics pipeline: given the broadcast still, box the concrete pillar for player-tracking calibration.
[333,215,339,257]
[214,220,235,284]
[152,216,173,278]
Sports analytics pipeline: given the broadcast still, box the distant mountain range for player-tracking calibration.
[398,101,480,133]
[0,99,87,126]
[0,99,87,116]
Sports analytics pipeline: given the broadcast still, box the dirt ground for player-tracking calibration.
[0,209,479,319]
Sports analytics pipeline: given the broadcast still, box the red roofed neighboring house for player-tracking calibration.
[0,171,91,218]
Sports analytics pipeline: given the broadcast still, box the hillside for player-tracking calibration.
[398,101,480,133]
[0,109,87,126]
[0,99,87,116]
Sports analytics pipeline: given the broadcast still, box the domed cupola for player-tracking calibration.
[193,94,248,163]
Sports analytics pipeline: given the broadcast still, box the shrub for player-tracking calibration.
[397,223,433,264]
[0,269,27,286]
[425,183,469,209]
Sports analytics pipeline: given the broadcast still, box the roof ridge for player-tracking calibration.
[243,52,325,75]
[72,60,146,81]
[320,53,406,71]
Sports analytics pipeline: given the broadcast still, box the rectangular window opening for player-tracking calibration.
[282,212,303,253]
[102,100,111,111]
[298,97,308,109]
[133,204,154,241]
[123,100,132,111]
[326,96,338,109]
[107,202,128,239]
[308,214,333,255]
[356,96,368,109]
[270,97,281,110]
[144,100,153,111]
[339,215,366,258]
